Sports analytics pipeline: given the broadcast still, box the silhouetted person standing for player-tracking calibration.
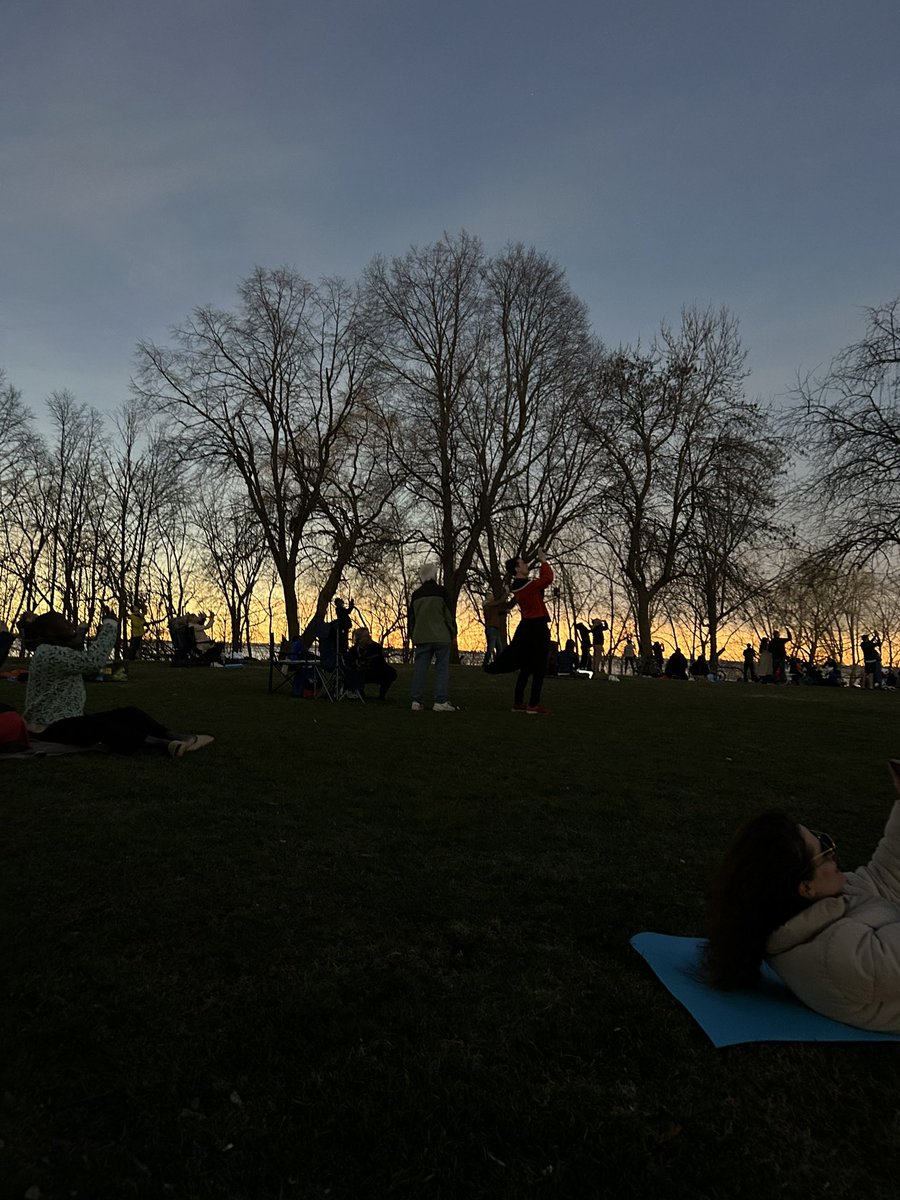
[575,622,592,670]
[591,618,608,675]
[742,642,757,682]
[334,598,355,658]
[769,629,791,683]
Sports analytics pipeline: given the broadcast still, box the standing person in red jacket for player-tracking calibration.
[484,547,553,714]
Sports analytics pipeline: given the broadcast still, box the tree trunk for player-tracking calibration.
[633,586,653,659]
[280,567,300,641]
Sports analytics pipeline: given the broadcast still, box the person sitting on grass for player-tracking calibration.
[705,768,900,1033]
[556,639,578,675]
[690,653,709,678]
[23,609,213,757]
[664,647,689,680]
[346,628,398,701]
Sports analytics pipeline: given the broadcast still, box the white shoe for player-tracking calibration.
[168,734,215,758]
[432,701,458,712]
[411,701,424,711]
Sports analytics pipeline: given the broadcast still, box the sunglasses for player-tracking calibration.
[808,830,837,867]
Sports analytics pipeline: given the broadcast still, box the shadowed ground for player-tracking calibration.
[3,665,899,1198]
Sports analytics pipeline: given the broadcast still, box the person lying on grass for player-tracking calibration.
[705,764,900,1032]
[22,609,213,757]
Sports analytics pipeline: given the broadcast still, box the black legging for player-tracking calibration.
[364,662,398,699]
[484,617,551,706]
[37,706,175,754]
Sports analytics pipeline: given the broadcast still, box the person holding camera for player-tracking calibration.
[861,633,883,689]
[484,547,553,714]
[187,611,225,666]
[23,608,213,756]
[334,598,356,659]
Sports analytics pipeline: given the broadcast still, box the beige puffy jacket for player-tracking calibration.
[766,800,900,1032]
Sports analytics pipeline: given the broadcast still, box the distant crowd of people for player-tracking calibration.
[3,575,898,756]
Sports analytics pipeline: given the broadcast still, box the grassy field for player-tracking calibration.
[3,663,900,1199]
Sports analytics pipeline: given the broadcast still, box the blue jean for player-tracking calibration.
[482,625,503,667]
[411,642,450,704]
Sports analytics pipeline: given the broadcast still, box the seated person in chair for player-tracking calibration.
[187,612,225,666]
[346,628,397,701]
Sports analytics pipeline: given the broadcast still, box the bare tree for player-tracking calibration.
[0,374,44,618]
[194,485,268,652]
[136,268,379,638]
[580,306,751,656]
[681,416,784,669]
[42,392,107,620]
[366,234,596,623]
[99,399,181,642]
[795,296,900,561]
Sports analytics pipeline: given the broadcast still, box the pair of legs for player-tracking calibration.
[36,706,205,755]
[485,618,550,707]
[513,620,551,706]
[411,643,450,705]
[364,662,398,700]
[482,625,504,667]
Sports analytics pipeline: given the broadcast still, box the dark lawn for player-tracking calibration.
[2,664,899,1199]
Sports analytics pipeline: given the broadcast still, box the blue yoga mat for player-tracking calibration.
[631,932,900,1047]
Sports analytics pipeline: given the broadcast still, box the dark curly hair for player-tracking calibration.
[704,811,815,989]
[28,611,73,645]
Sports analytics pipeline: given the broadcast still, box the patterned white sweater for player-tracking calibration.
[24,619,118,730]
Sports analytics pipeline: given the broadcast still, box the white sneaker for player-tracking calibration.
[432,701,458,712]
[411,701,424,711]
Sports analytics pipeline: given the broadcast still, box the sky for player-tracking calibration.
[2,0,899,419]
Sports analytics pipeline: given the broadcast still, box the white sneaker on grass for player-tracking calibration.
[167,734,215,758]
[411,701,424,711]
[432,701,459,712]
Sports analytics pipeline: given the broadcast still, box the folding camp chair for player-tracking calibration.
[314,620,366,702]
[268,634,317,695]
[170,621,204,667]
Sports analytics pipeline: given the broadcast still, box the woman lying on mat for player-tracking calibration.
[705,765,900,1032]
[23,609,213,757]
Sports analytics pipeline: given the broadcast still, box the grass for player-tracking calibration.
[3,664,900,1199]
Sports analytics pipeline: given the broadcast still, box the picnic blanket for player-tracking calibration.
[1,740,98,759]
[631,932,900,1047]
